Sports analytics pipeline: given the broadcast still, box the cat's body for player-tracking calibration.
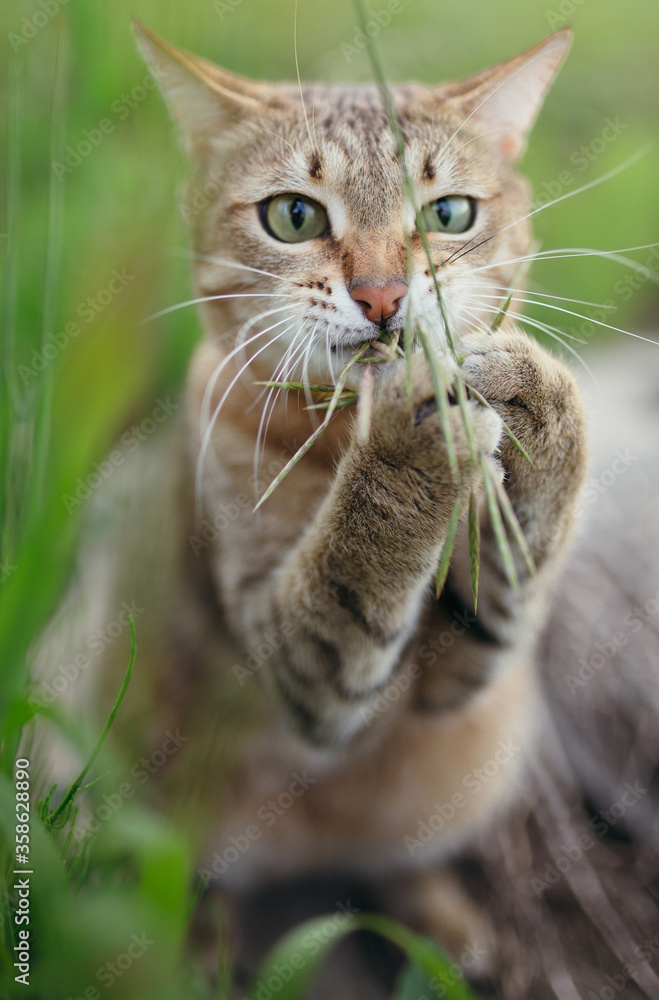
[32,24,659,996]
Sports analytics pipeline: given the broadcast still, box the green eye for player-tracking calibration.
[421,195,476,235]
[262,194,329,243]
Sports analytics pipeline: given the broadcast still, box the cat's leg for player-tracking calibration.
[219,353,502,746]
[423,325,588,707]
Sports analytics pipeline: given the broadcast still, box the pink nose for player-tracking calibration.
[350,281,408,324]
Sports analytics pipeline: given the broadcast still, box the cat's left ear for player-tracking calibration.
[442,30,573,162]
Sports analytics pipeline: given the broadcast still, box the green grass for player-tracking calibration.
[0,0,657,996]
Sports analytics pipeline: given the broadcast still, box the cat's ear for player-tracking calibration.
[132,22,267,146]
[443,30,572,162]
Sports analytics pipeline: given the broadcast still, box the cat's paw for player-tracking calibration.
[360,351,502,493]
[458,325,588,556]
[459,326,585,467]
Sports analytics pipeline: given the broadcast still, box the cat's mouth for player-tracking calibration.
[329,325,403,355]
[329,330,405,382]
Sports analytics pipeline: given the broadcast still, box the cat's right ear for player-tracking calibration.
[132,22,267,148]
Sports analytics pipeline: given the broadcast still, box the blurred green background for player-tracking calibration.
[0,0,657,996]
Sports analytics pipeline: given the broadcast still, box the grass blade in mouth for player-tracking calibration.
[253,341,372,511]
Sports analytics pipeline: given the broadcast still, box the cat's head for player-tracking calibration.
[136,23,570,383]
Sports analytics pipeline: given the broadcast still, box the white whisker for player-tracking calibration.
[197,321,296,518]
[461,301,599,384]
[253,325,311,489]
[445,149,652,266]
[294,0,315,153]
[140,292,289,325]
[468,242,659,278]
[467,278,616,311]
[200,315,292,461]
[175,248,305,289]
[467,293,596,342]
[200,308,293,438]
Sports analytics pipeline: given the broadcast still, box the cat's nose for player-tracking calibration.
[350,282,408,324]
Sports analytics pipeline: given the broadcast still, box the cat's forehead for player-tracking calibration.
[231,82,484,228]
[276,81,460,150]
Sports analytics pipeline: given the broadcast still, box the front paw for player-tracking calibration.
[362,351,502,495]
[460,326,587,476]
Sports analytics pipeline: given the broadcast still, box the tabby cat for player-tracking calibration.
[122,22,593,974]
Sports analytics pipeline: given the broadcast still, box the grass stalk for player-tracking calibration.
[40,616,136,830]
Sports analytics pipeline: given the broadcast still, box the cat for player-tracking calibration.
[35,21,659,998]
[120,19,588,971]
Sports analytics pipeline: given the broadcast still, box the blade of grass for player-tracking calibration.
[480,455,519,592]
[435,494,462,599]
[490,289,514,333]
[356,363,374,445]
[468,489,480,612]
[416,324,458,481]
[41,616,136,829]
[254,342,371,511]
[251,910,477,1000]
[463,383,533,464]
[0,57,24,567]
[30,18,68,518]
[491,473,536,578]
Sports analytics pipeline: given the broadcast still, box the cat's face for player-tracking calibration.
[136,25,571,384]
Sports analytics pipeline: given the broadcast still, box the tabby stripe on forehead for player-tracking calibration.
[309,154,322,180]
